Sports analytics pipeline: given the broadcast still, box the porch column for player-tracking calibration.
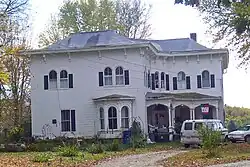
[192,108,195,120]
[216,107,219,119]
[190,108,194,120]
[168,107,174,141]
[190,108,193,120]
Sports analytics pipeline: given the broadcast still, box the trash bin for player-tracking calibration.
[122,130,131,144]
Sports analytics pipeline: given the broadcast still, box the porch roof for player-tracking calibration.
[146,92,221,101]
[93,94,135,102]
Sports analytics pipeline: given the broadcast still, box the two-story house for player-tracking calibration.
[22,30,229,140]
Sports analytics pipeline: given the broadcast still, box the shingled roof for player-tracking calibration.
[46,30,210,53]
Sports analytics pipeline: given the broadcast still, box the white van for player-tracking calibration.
[180,119,228,148]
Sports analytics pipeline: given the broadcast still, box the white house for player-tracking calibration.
[23,30,229,140]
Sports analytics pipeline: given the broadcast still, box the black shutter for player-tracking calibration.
[173,77,177,90]
[69,74,73,88]
[125,70,129,85]
[44,75,48,90]
[186,76,191,89]
[151,73,155,90]
[166,74,169,90]
[197,75,202,88]
[148,72,151,88]
[98,72,104,86]
[211,74,215,88]
[71,110,76,131]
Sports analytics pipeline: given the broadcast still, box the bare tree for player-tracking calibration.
[116,0,152,39]
[38,0,152,47]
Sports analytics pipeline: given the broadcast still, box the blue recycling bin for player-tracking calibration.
[122,130,131,144]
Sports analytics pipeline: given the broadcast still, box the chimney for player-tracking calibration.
[190,33,197,41]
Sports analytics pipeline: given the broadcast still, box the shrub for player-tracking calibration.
[87,143,104,154]
[129,121,147,148]
[32,153,52,163]
[27,142,56,152]
[105,139,120,151]
[8,126,24,142]
[198,125,222,158]
[58,145,80,157]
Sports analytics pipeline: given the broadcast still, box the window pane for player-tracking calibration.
[121,107,128,117]
[49,70,57,79]
[62,121,70,132]
[203,79,210,87]
[184,123,192,130]
[60,79,68,88]
[122,118,129,128]
[60,70,68,78]
[100,108,104,118]
[100,119,105,129]
[202,71,210,87]
[194,123,203,130]
[108,119,113,129]
[178,81,186,89]
[116,76,124,85]
[105,77,112,85]
[113,119,117,129]
[115,67,123,75]
[50,79,57,89]
[178,72,185,81]
[104,67,112,75]
[61,110,70,121]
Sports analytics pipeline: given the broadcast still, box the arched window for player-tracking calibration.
[177,71,186,89]
[108,106,117,129]
[100,107,105,130]
[104,67,112,85]
[121,106,129,128]
[202,70,210,87]
[60,70,68,88]
[49,70,57,89]
[161,72,165,88]
[155,71,159,88]
[115,66,124,85]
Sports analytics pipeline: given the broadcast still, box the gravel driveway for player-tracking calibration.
[208,161,250,167]
[94,151,183,167]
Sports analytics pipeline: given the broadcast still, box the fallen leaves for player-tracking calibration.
[162,143,250,167]
[0,142,181,167]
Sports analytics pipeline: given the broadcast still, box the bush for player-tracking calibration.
[32,153,52,162]
[4,143,26,152]
[27,142,56,152]
[105,139,120,151]
[8,127,24,142]
[198,125,222,158]
[58,145,80,157]
[130,121,147,148]
[87,143,104,154]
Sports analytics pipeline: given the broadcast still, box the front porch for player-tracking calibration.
[146,92,222,142]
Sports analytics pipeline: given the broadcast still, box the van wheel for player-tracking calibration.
[245,135,250,143]
[184,144,190,148]
[224,135,229,142]
[231,139,236,143]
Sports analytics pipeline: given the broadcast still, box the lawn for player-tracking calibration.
[162,143,250,167]
[0,142,181,167]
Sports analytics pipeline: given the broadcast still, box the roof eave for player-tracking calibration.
[19,43,157,56]
[93,97,135,102]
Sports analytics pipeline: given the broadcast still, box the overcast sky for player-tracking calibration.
[29,0,250,108]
